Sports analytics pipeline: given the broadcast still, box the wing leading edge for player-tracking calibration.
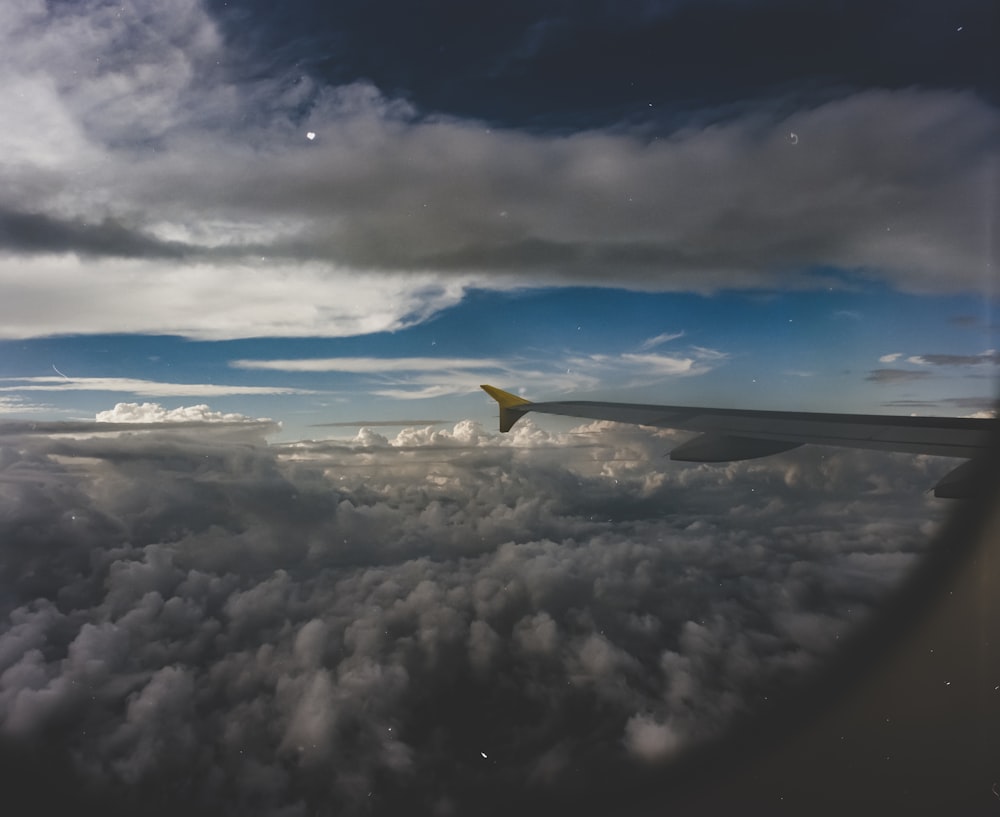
[480,385,998,498]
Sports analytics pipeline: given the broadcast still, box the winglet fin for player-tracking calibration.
[480,385,532,432]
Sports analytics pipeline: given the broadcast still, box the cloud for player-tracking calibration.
[866,369,933,384]
[906,351,1000,366]
[0,413,961,814]
[867,351,999,385]
[571,347,729,383]
[357,367,594,400]
[373,385,483,400]
[95,402,268,423]
[0,377,315,397]
[617,353,706,376]
[882,398,998,415]
[949,315,981,327]
[0,0,995,340]
[0,207,187,259]
[0,395,53,415]
[623,713,682,762]
[638,331,685,351]
[231,357,507,373]
[311,419,450,428]
[230,346,728,402]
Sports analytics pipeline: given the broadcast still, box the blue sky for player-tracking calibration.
[0,0,996,439]
[2,283,994,440]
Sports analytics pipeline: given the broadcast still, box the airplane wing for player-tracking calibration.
[480,384,998,498]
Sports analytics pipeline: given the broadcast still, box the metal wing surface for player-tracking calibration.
[481,385,998,497]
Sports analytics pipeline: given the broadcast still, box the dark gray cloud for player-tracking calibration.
[883,397,998,412]
[866,369,933,384]
[0,417,956,814]
[908,352,1000,366]
[0,207,187,259]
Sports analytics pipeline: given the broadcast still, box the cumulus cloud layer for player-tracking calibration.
[95,402,267,423]
[0,0,995,339]
[0,415,956,814]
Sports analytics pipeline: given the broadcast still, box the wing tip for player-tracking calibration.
[480,384,532,432]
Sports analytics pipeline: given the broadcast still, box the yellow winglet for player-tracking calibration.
[480,384,533,432]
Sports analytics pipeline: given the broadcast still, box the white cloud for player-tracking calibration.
[618,353,700,375]
[231,357,507,373]
[570,347,729,383]
[239,344,729,401]
[879,353,903,363]
[688,346,729,361]
[623,714,682,763]
[0,256,472,340]
[0,376,315,396]
[95,402,268,423]
[880,351,1000,368]
[373,385,479,400]
[638,331,685,351]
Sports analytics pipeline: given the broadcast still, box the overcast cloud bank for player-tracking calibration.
[0,0,996,340]
[0,415,954,814]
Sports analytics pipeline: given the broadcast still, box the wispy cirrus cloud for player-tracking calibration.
[0,377,315,397]
[370,368,597,400]
[618,353,708,376]
[937,397,996,409]
[575,347,729,382]
[881,397,998,416]
[0,395,54,414]
[870,350,999,386]
[231,356,556,400]
[311,419,450,427]
[231,357,507,373]
[638,331,684,351]
[866,369,932,384]
[231,347,729,400]
[906,351,999,366]
[878,350,998,368]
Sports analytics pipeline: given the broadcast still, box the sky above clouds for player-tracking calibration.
[0,0,996,428]
[0,0,998,813]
